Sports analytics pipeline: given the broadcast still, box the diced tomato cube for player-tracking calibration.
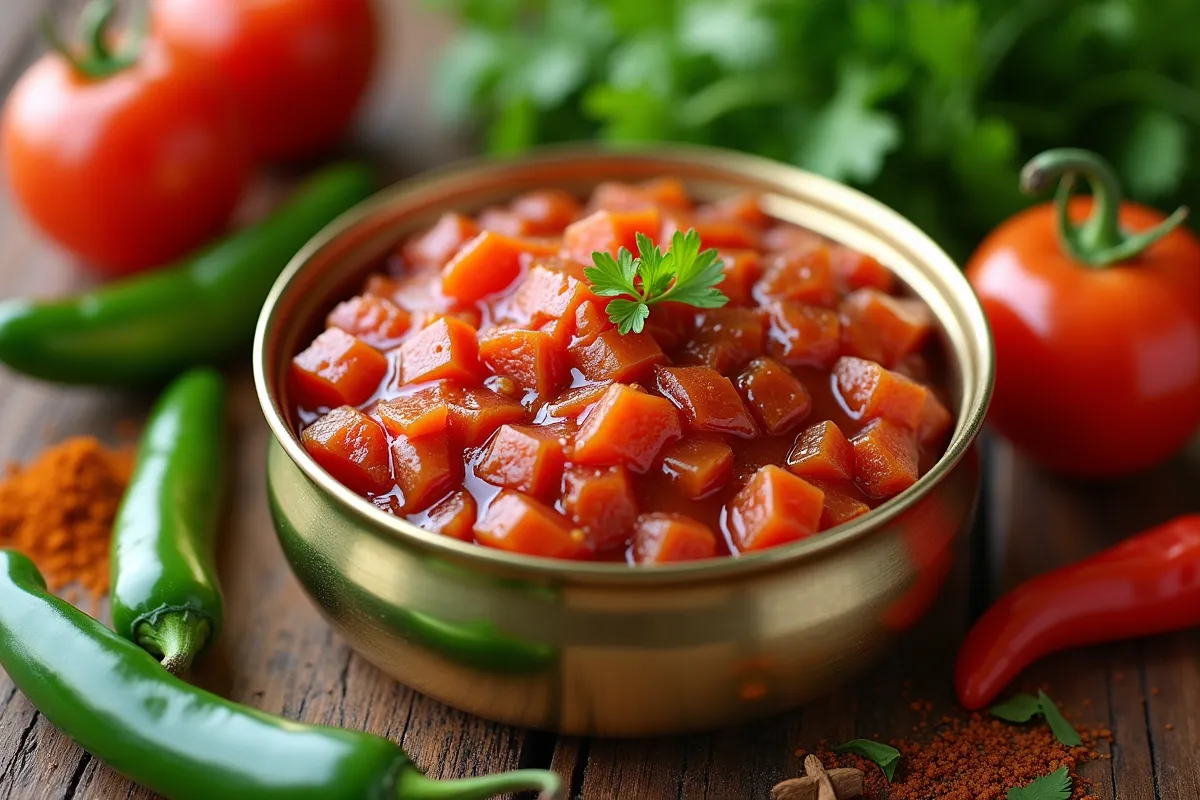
[402,213,480,270]
[475,424,567,498]
[590,178,691,213]
[917,391,953,447]
[574,384,682,472]
[764,302,841,368]
[563,208,661,265]
[851,418,920,499]
[398,317,482,386]
[633,513,717,564]
[441,386,527,447]
[839,288,933,368]
[643,301,695,352]
[570,328,666,383]
[292,327,388,408]
[545,381,612,419]
[478,327,569,398]
[716,250,762,306]
[301,406,392,495]
[661,437,733,499]
[654,365,757,437]
[833,356,928,428]
[391,434,461,513]
[680,307,765,374]
[510,264,600,346]
[663,215,759,250]
[736,357,812,435]
[562,465,638,552]
[326,295,412,350]
[763,225,824,254]
[809,480,871,529]
[727,465,824,552]
[441,231,558,303]
[478,207,535,237]
[511,189,582,235]
[699,193,770,228]
[572,300,613,346]
[787,421,855,482]
[832,247,894,293]
[376,390,450,439]
[425,490,477,541]
[893,353,931,384]
[753,247,838,308]
[474,491,585,559]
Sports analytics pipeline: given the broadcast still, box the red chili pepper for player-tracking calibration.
[956,514,1200,709]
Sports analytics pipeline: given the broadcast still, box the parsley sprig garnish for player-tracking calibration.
[584,229,728,335]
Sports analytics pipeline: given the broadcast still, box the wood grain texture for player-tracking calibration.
[0,1,1198,798]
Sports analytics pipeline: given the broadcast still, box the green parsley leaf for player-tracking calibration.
[988,692,1083,747]
[586,249,640,298]
[605,298,650,335]
[1038,691,1083,747]
[989,693,1043,723]
[584,228,728,334]
[1006,766,1072,800]
[833,739,901,782]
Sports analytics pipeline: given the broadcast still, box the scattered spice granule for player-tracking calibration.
[0,437,131,605]
[807,708,1110,800]
[1165,723,1174,731]
[1151,687,1160,696]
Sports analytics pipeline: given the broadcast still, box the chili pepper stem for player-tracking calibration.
[393,766,564,800]
[135,611,212,676]
[1019,148,1189,267]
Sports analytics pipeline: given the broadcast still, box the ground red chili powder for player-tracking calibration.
[0,437,132,605]
[800,708,1111,800]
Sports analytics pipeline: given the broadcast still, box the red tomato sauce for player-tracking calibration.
[289,178,954,564]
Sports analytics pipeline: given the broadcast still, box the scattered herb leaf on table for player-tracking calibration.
[988,691,1083,747]
[832,739,901,782]
[1007,766,1072,800]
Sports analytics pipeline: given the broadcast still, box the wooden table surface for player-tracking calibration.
[1,2,1198,798]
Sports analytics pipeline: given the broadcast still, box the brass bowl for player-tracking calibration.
[253,146,993,737]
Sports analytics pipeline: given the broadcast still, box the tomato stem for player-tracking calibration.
[42,0,147,80]
[1020,148,1189,267]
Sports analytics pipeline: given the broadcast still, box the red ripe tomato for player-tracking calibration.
[968,151,1200,477]
[2,40,250,277]
[152,0,378,162]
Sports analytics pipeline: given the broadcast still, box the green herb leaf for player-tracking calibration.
[798,63,901,184]
[989,691,1083,747]
[1038,691,1083,747]
[1120,109,1189,199]
[585,228,728,333]
[990,693,1043,723]
[833,739,901,782]
[606,298,650,335]
[1006,766,1072,800]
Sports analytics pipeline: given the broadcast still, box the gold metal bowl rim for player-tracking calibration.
[253,143,994,585]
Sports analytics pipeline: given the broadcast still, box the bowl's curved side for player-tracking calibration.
[268,437,980,736]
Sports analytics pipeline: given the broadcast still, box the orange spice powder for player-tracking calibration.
[0,437,132,604]
[801,710,1111,800]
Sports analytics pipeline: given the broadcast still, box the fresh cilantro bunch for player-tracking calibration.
[429,0,1200,259]
[584,229,727,334]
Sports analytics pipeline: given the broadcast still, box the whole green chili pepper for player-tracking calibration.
[0,550,563,800]
[110,368,226,675]
[0,163,374,386]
